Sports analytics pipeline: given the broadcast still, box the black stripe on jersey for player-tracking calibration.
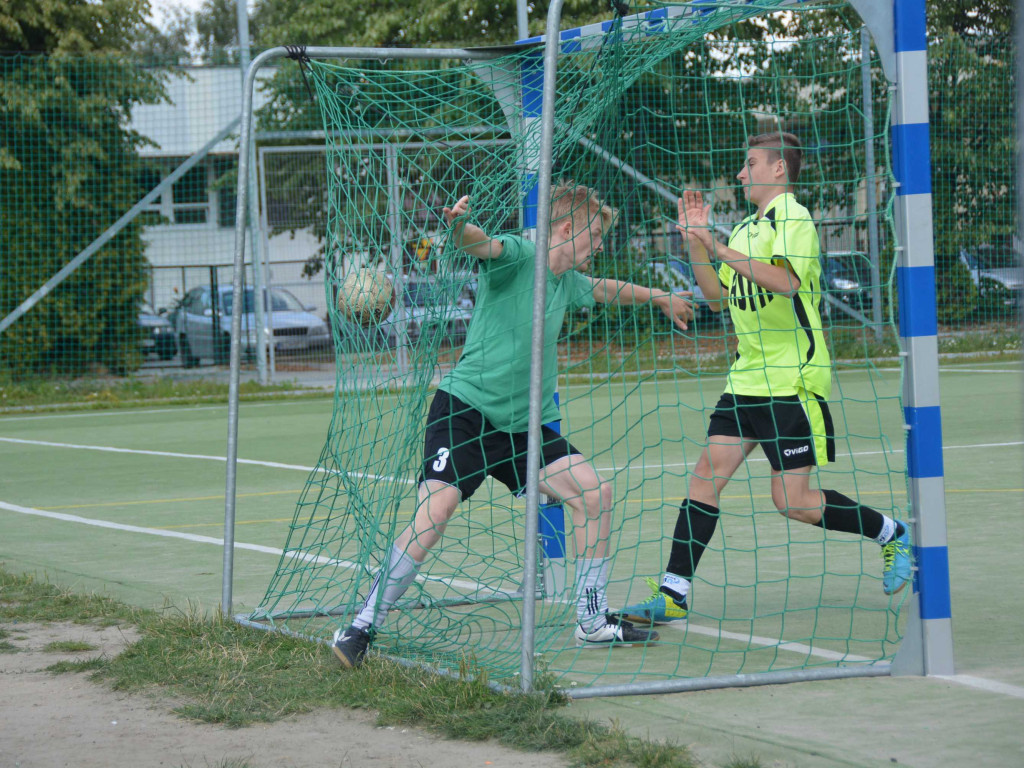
[793,293,816,365]
[729,272,774,311]
[764,206,778,230]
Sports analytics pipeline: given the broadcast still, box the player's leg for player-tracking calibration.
[333,392,483,668]
[536,447,657,647]
[767,392,911,595]
[622,435,753,624]
[333,481,461,668]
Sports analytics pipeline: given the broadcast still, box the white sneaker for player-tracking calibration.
[574,614,659,647]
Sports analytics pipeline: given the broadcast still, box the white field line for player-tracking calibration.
[4,496,1024,698]
[659,621,872,663]
[0,437,413,485]
[933,675,1024,700]
[0,499,510,599]
[1,436,1020,483]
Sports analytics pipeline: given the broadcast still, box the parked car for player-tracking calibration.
[958,245,1023,310]
[173,285,330,366]
[383,276,474,346]
[138,301,177,360]
[819,251,871,318]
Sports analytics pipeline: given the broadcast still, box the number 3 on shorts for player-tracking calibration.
[432,447,450,472]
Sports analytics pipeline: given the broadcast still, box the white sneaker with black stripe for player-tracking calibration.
[574,613,659,647]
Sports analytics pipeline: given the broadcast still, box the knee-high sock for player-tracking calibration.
[574,557,610,632]
[815,489,904,544]
[352,544,420,630]
[665,499,720,583]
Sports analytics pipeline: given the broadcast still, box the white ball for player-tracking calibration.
[337,268,395,325]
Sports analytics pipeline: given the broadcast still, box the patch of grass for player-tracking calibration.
[1,567,696,768]
[724,755,764,768]
[47,657,108,674]
[0,640,18,653]
[97,612,695,767]
[43,640,98,653]
[0,375,321,412]
[0,569,142,626]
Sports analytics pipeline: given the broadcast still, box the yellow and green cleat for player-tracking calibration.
[619,577,689,625]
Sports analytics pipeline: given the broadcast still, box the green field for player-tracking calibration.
[1,359,1022,765]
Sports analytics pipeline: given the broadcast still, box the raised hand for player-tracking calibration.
[443,195,471,226]
[676,191,711,239]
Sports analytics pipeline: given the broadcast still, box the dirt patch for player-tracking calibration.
[0,621,567,768]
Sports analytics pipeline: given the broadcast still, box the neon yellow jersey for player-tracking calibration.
[718,193,832,399]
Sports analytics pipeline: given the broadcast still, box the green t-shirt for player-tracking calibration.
[440,235,597,432]
[719,193,832,399]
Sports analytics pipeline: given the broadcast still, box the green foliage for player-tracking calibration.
[929,33,1014,254]
[0,1,168,378]
[0,0,152,53]
[934,254,980,325]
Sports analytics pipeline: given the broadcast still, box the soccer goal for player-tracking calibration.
[222,0,952,696]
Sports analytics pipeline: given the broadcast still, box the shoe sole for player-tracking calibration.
[618,612,687,625]
[331,644,362,669]
[883,580,909,596]
[575,638,659,648]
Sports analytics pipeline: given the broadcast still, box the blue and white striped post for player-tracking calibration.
[890,0,955,676]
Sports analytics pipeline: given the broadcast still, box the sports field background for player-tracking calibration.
[1,359,1022,765]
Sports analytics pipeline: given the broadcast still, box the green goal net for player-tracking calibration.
[244,0,909,690]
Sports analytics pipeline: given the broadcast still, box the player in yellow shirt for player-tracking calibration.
[622,132,911,625]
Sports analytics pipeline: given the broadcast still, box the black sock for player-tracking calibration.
[665,499,720,586]
[815,489,903,540]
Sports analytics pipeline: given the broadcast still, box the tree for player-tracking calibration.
[0,0,167,376]
[132,4,194,65]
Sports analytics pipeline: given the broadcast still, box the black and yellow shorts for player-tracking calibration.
[707,389,836,471]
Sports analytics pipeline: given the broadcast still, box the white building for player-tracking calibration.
[132,67,326,316]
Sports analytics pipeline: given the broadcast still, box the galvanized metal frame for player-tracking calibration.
[224,0,953,696]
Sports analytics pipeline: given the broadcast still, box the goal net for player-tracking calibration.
[243,0,907,691]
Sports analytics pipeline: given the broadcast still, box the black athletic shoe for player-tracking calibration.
[332,624,374,668]
[574,613,659,647]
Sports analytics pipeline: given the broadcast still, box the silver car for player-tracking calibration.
[174,285,330,366]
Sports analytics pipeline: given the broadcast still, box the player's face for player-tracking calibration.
[737,148,783,204]
[569,219,605,271]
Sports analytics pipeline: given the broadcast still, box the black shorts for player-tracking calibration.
[419,389,582,500]
[707,392,836,471]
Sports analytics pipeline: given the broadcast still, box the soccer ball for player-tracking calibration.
[336,268,395,326]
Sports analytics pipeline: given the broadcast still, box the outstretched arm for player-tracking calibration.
[677,191,800,298]
[442,195,504,260]
[589,278,693,331]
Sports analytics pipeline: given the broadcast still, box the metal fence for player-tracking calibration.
[0,34,1017,384]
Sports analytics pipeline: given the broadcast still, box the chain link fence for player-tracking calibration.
[1,35,1017,386]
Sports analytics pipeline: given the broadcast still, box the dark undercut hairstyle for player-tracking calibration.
[747,131,803,183]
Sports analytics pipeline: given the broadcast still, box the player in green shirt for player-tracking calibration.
[622,132,912,626]
[333,180,694,667]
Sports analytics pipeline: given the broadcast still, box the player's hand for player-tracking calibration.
[654,291,694,331]
[676,192,711,243]
[443,195,471,226]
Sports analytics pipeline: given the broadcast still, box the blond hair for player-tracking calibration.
[550,179,616,233]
